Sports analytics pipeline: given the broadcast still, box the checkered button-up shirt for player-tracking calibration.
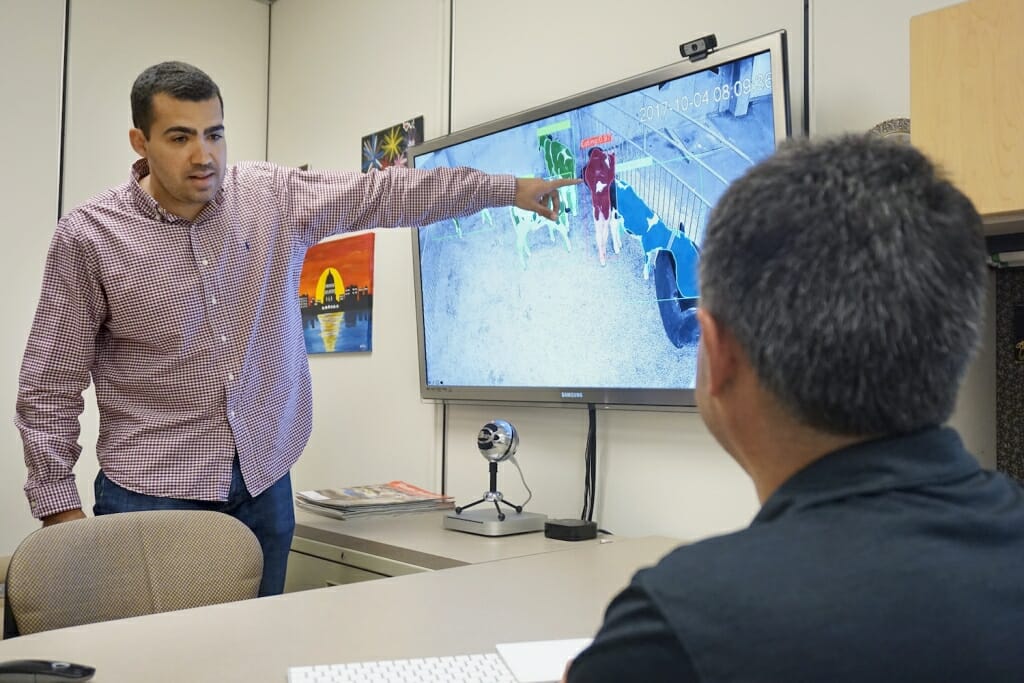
[16,159,515,519]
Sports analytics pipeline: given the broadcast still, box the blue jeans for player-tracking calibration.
[93,458,295,597]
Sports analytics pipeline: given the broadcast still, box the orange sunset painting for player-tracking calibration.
[298,232,375,354]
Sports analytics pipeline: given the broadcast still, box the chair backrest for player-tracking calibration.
[3,510,263,638]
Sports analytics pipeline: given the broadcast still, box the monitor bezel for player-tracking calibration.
[409,30,791,408]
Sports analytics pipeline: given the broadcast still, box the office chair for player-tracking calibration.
[2,510,263,638]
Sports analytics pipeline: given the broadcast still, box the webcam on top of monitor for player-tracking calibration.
[680,34,718,61]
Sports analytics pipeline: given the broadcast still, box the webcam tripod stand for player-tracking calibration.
[454,461,523,522]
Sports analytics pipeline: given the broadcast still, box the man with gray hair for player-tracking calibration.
[566,135,1024,682]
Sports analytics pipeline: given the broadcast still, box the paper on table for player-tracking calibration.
[495,638,593,683]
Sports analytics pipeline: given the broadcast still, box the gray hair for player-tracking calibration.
[699,134,986,436]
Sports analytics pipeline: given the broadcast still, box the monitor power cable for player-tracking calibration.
[581,404,597,523]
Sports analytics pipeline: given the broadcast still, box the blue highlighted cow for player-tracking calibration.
[614,179,700,347]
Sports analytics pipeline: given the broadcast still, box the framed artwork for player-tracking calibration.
[299,232,375,354]
[361,116,424,172]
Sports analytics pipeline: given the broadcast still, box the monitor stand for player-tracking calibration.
[443,508,547,537]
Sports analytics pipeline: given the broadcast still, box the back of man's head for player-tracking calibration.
[131,61,222,138]
[699,134,986,437]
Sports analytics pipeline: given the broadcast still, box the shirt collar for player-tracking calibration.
[128,158,162,218]
[754,426,981,525]
[127,157,225,223]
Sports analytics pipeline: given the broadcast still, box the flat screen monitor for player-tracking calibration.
[411,31,791,408]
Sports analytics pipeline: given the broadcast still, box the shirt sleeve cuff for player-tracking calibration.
[27,477,84,520]
[492,174,517,207]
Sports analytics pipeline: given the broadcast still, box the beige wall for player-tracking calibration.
[274,0,994,543]
[0,0,270,555]
[0,0,66,556]
[270,0,810,540]
[0,0,996,553]
[268,0,453,496]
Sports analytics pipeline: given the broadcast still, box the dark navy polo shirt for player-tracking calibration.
[569,427,1024,682]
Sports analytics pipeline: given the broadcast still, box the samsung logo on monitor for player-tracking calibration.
[561,391,584,399]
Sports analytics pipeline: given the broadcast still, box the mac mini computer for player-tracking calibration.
[443,508,547,537]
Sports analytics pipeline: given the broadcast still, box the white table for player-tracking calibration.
[287,508,609,590]
[0,535,680,682]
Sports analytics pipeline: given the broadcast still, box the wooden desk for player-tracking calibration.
[286,509,605,590]
[0,536,680,682]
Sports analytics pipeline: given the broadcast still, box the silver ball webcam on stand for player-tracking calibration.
[456,420,523,521]
[443,420,548,537]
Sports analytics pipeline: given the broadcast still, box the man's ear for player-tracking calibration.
[129,128,148,158]
[696,307,739,397]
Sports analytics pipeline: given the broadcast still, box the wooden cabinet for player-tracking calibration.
[910,0,1024,234]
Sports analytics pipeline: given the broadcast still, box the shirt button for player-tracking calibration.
[211,296,218,305]
[220,335,227,342]
[229,410,236,419]
[201,258,209,266]
[228,373,235,381]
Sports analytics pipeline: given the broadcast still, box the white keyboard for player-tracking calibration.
[287,653,517,683]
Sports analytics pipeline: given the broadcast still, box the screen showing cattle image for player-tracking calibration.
[411,32,790,407]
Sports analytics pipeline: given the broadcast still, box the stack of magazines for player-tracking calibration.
[295,481,455,520]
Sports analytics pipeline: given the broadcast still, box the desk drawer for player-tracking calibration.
[284,549,385,591]
[284,536,429,592]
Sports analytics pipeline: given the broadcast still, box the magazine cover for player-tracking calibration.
[296,481,454,519]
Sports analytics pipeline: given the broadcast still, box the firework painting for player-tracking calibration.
[361,116,424,172]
